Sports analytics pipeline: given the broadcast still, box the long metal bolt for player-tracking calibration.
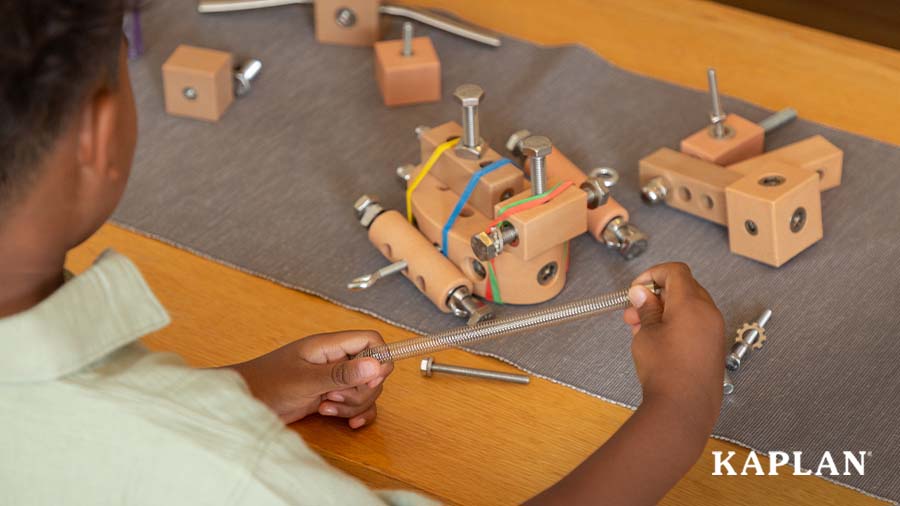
[420,357,530,384]
[726,309,773,371]
[453,84,486,160]
[707,68,728,139]
[758,107,798,134]
[401,21,414,57]
[233,58,263,97]
[521,135,552,195]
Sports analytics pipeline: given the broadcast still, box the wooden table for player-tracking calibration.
[69,1,899,504]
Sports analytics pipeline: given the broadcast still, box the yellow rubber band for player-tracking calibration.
[406,139,459,222]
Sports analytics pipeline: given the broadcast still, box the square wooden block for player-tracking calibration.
[493,186,587,261]
[725,160,823,267]
[162,45,233,122]
[727,135,843,191]
[314,0,381,46]
[681,114,764,166]
[374,36,441,106]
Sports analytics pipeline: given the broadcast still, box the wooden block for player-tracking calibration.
[639,148,741,225]
[680,114,764,165]
[727,135,843,191]
[314,0,381,46]
[367,209,471,312]
[725,161,823,267]
[418,122,525,217]
[374,36,441,106]
[410,174,568,304]
[162,45,234,122]
[493,186,587,261]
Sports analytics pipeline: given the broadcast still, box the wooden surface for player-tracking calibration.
[67,0,899,504]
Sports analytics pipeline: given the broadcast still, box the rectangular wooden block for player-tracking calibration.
[680,114,764,166]
[418,122,525,218]
[374,36,441,107]
[314,0,381,46]
[727,135,843,191]
[162,45,233,122]
[639,147,741,225]
[493,186,587,261]
[725,160,823,267]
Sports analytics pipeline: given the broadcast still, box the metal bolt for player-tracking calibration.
[420,357,530,384]
[588,167,620,188]
[471,223,517,261]
[758,107,798,134]
[580,177,611,209]
[414,125,431,139]
[707,68,730,139]
[335,7,356,27]
[641,176,669,205]
[505,129,532,156]
[521,135,552,195]
[453,84,486,160]
[724,371,735,395]
[601,217,648,260]
[233,58,262,97]
[396,164,415,187]
[447,286,494,325]
[401,21,414,57]
[182,86,198,100]
[354,194,384,228]
[726,309,773,372]
[348,260,408,291]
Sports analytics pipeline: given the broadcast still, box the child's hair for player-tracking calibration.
[0,0,124,211]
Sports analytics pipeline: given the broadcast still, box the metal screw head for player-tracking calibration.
[520,135,552,158]
[354,195,383,228]
[414,125,431,139]
[354,194,378,216]
[641,176,668,205]
[790,207,807,233]
[603,218,649,260]
[453,84,484,107]
[471,231,497,261]
[580,177,611,209]
[335,7,357,27]
[537,262,558,285]
[505,129,532,155]
[420,357,434,377]
[233,58,263,97]
[396,164,415,187]
[745,219,759,236]
[588,167,620,188]
[182,87,198,100]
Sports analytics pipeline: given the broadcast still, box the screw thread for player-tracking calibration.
[707,68,726,138]
[462,106,478,148]
[402,22,414,57]
[431,363,530,384]
[531,156,547,195]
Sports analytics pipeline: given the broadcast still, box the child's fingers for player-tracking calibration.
[318,399,376,419]
[324,384,383,406]
[348,405,377,429]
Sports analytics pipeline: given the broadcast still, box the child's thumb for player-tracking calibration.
[628,285,664,329]
[321,358,381,391]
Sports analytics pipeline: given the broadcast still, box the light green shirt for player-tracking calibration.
[0,250,435,506]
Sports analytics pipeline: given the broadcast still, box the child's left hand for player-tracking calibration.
[229,330,393,428]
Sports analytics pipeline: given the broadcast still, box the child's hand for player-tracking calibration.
[623,263,725,423]
[229,330,393,428]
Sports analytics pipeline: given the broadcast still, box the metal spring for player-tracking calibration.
[358,285,650,363]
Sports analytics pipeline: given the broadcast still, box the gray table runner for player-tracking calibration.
[118,1,900,502]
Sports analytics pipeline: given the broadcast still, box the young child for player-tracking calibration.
[0,2,725,504]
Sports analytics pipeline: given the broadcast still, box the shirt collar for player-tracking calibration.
[0,249,171,383]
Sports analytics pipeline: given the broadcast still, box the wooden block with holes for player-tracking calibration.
[314,0,382,46]
[162,45,234,122]
[492,187,587,262]
[639,147,741,225]
[680,114,764,166]
[418,122,525,217]
[728,135,843,191]
[725,161,823,267]
[374,36,441,106]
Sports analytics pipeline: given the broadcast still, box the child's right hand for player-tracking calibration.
[623,263,725,424]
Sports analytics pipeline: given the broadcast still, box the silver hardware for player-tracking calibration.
[707,68,732,139]
[588,167,619,188]
[414,125,431,139]
[357,283,660,363]
[536,262,558,285]
[471,223,517,261]
[183,87,198,100]
[758,107,798,134]
[401,21,414,57]
[335,7,357,27]
[521,135,552,195]
[447,286,494,325]
[724,371,734,395]
[233,58,263,96]
[641,176,669,205]
[453,84,487,160]
[354,194,384,228]
[601,217,648,260]
[580,177,611,209]
[420,357,530,384]
[347,260,408,291]
[790,207,807,233]
[396,164,415,187]
[726,309,772,372]
[505,129,532,156]
[196,1,502,47]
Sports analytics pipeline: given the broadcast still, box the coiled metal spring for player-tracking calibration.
[357,284,657,363]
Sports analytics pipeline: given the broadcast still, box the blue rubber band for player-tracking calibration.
[441,158,512,256]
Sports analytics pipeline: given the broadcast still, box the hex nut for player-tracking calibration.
[580,177,611,209]
[420,357,434,377]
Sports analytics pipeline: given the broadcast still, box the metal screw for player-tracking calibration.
[505,129,532,156]
[348,260,408,291]
[447,286,494,325]
[471,223,517,261]
[420,357,530,384]
[580,177,611,209]
[182,86,198,100]
[401,21,414,57]
[790,207,807,233]
[354,194,384,228]
[335,7,356,27]
[758,107,798,134]
[414,125,431,139]
[601,217,648,260]
[233,58,263,97]
[641,176,669,205]
[726,309,772,371]
[396,164,415,187]
[724,371,735,395]
[588,167,620,188]
[707,68,732,139]
[537,262,558,285]
[453,84,486,160]
[521,135,552,195]
[744,219,758,236]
